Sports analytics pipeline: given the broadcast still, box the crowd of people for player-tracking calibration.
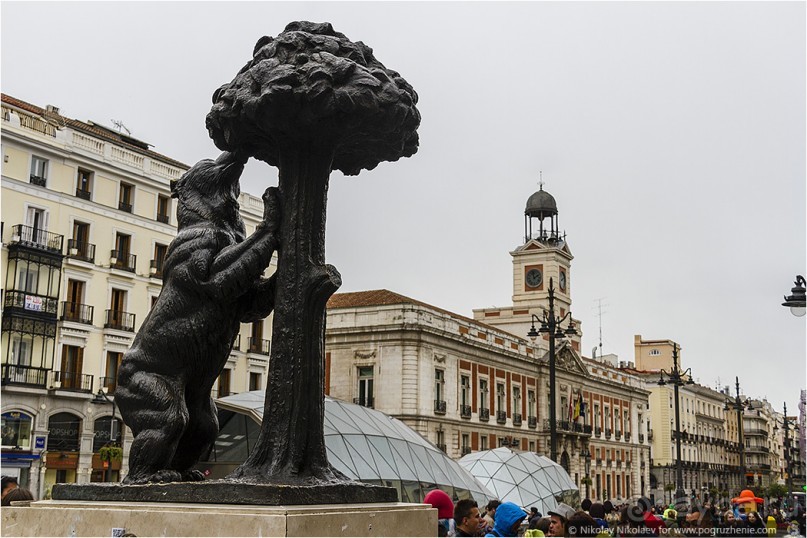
[424,492,807,537]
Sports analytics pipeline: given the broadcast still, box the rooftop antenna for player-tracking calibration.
[594,298,608,359]
[538,171,544,190]
[111,119,131,136]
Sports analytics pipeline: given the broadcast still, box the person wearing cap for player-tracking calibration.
[485,501,527,537]
[547,502,576,536]
[424,489,455,537]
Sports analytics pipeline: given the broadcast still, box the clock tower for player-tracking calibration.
[473,183,581,349]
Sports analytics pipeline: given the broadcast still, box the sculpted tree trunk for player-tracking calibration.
[206,21,420,484]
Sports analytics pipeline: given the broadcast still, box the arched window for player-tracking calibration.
[1,411,33,448]
[92,416,122,452]
[47,412,81,452]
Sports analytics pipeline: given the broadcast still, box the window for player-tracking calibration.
[479,378,489,409]
[16,266,39,294]
[1,411,33,448]
[60,345,84,389]
[76,169,93,200]
[113,233,133,271]
[30,155,48,186]
[649,349,660,356]
[461,433,470,453]
[623,410,630,433]
[249,372,262,391]
[480,435,488,450]
[25,206,47,246]
[435,369,445,403]
[460,375,470,407]
[217,369,232,398]
[152,243,168,276]
[11,336,32,366]
[528,389,536,417]
[357,366,374,407]
[561,396,568,420]
[157,194,170,223]
[436,429,445,451]
[496,383,506,412]
[119,183,134,212]
[104,352,123,392]
[529,440,535,452]
[70,221,91,260]
[513,386,521,413]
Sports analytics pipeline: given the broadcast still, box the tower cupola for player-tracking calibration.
[524,181,563,244]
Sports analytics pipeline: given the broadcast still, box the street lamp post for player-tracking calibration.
[581,445,591,500]
[527,277,577,463]
[782,275,806,317]
[724,377,753,492]
[657,343,694,510]
[780,402,794,512]
[91,388,118,482]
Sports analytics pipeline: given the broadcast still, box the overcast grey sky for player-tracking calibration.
[3,2,805,415]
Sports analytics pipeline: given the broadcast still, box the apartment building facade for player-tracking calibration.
[0,94,274,498]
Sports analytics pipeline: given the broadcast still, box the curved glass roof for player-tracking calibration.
[458,447,579,512]
[209,391,495,505]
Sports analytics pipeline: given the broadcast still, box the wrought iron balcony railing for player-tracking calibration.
[104,310,135,332]
[150,259,165,278]
[353,397,374,408]
[247,337,270,355]
[605,428,612,439]
[4,290,58,316]
[156,213,170,224]
[99,376,118,394]
[67,239,95,263]
[1,364,49,388]
[118,201,133,213]
[10,224,63,253]
[60,301,94,324]
[110,250,136,272]
[437,443,447,453]
[50,370,93,392]
[461,446,472,456]
[528,416,537,429]
[512,413,522,426]
[639,433,645,443]
[496,410,507,424]
[479,408,490,421]
[30,175,46,187]
[434,400,447,415]
[460,404,472,419]
[75,188,91,200]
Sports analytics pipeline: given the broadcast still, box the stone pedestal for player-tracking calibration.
[2,500,435,537]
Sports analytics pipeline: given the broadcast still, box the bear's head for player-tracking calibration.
[171,152,248,236]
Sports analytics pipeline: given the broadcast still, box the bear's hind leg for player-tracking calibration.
[170,393,218,480]
[116,371,188,484]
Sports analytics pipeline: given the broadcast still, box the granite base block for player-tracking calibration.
[1,500,436,537]
[52,480,397,505]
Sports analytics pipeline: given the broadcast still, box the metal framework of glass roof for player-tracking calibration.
[202,391,495,504]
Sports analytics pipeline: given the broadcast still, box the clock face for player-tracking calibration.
[525,268,543,288]
[559,271,567,290]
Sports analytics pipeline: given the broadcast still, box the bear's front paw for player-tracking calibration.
[261,186,281,233]
[181,469,206,482]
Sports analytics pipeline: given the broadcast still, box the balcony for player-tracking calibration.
[434,400,447,415]
[648,430,654,441]
[150,259,165,279]
[99,376,118,394]
[60,302,94,325]
[30,174,46,187]
[110,250,136,272]
[496,410,507,424]
[104,310,135,332]
[745,445,770,454]
[9,224,63,254]
[479,408,490,421]
[436,443,447,453]
[157,213,170,224]
[67,239,95,263]
[353,397,374,408]
[50,370,93,392]
[639,433,645,443]
[460,404,472,419]
[616,460,622,468]
[595,427,602,436]
[606,458,612,466]
[1,364,49,388]
[461,446,472,456]
[247,337,271,356]
[118,201,133,213]
[512,413,522,426]
[528,416,537,429]
[4,290,58,317]
[605,429,612,439]
[75,188,91,200]
[615,430,622,440]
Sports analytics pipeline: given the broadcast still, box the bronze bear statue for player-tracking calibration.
[116,151,280,484]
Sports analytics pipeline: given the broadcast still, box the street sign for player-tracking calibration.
[34,435,46,451]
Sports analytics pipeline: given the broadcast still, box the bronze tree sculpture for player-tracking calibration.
[206,21,420,485]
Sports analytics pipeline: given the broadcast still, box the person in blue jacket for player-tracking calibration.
[485,501,528,537]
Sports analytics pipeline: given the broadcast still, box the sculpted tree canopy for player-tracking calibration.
[206,21,420,175]
[206,22,421,487]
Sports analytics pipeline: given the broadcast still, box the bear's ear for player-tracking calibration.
[170,179,179,199]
